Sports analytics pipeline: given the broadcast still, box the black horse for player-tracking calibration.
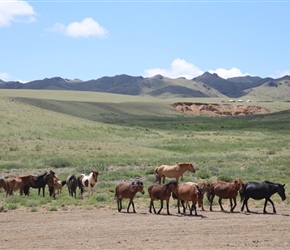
[240,180,286,214]
[24,170,56,197]
[66,175,78,199]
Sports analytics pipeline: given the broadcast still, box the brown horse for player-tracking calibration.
[5,175,35,196]
[115,180,145,213]
[77,170,99,198]
[184,181,209,211]
[148,181,178,215]
[207,178,243,212]
[174,183,203,216]
[154,162,196,184]
[43,170,57,198]
[0,178,8,194]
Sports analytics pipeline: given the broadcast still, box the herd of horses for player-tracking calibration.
[0,162,287,215]
[115,162,286,215]
[0,170,99,200]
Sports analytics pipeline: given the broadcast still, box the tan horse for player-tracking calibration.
[154,162,196,184]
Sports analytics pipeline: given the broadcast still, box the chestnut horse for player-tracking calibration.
[207,178,243,212]
[66,175,78,199]
[77,170,99,198]
[184,181,209,211]
[173,183,203,216]
[115,180,145,213]
[148,181,178,215]
[5,175,35,196]
[154,162,196,184]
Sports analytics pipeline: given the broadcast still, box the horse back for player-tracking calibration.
[243,181,277,200]
[177,183,199,202]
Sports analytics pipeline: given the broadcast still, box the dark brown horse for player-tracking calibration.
[115,180,145,213]
[154,162,196,184]
[0,177,8,194]
[77,170,99,198]
[45,171,58,199]
[175,182,204,215]
[5,175,35,196]
[148,181,178,215]
[207,178,243,212]
[66,175,78,199]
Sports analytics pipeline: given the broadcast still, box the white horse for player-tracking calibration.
[77,170,99,198]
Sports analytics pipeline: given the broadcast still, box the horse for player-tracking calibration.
[25,170,56,197]
[115,180,145,213]
[0,177,8,194]
[148,180,178,215]
[173,182,203,216]
[53,176,66,196]
[183,181,209,211]
[207,178,243,212]
[240,180,286,214]
[5,175,35,196]
[77,170,99,198]
[154,162,196,184]
[66,175,78,199]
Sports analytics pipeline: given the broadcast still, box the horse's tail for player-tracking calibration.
[153,167,160,183]
[114,185,118,200]
[61,180,66,187]
[206,184,213,202]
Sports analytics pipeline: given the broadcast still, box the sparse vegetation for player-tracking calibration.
[0,90,290,211]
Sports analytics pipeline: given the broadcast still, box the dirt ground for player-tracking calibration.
[171,102,270,116]
[1,202,289,250]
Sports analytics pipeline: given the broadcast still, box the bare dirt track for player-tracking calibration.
[1,203,289,250]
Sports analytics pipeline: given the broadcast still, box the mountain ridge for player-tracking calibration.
[1,72,290,100]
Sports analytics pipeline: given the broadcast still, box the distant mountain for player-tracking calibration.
[1,73,290,100]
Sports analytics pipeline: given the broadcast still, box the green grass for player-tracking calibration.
[0,90,290,210]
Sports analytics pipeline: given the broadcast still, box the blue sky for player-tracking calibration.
[1,0,290,82]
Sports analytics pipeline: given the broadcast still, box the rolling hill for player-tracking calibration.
[1,73,290,100]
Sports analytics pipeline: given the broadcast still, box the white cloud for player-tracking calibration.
[0,0,36,27]
[209,67,249,79]
[271,70,290,78]
[0,72,10,81]
[143,59,204,79]
[48,18,108,38]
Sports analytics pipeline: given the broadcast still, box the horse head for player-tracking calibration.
[92,171,99,182]
[278,184,286,201]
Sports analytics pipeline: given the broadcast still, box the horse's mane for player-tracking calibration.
[264,180,279,185]
[35,172,47,180]
[163,181,177,187]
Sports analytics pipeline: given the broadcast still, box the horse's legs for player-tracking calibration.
[165,200,171,215]
[177,199,181,214]
[158,200,164,214]
[190,203,197,216]
[181,200,186,214]
[162,177,165,184]
[209,194,215,211]
[267,198,276,213]
[241,197,251,212]
[231,197,237,212]
[118,199,122,212]
[263,198,269,213]
[149,200,156,214]
[218,197,224,211]
[130,200,136,213]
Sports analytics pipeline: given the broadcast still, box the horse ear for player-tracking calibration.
[283,184,285,187]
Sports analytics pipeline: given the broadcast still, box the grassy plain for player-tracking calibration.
[0,89,290,210]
